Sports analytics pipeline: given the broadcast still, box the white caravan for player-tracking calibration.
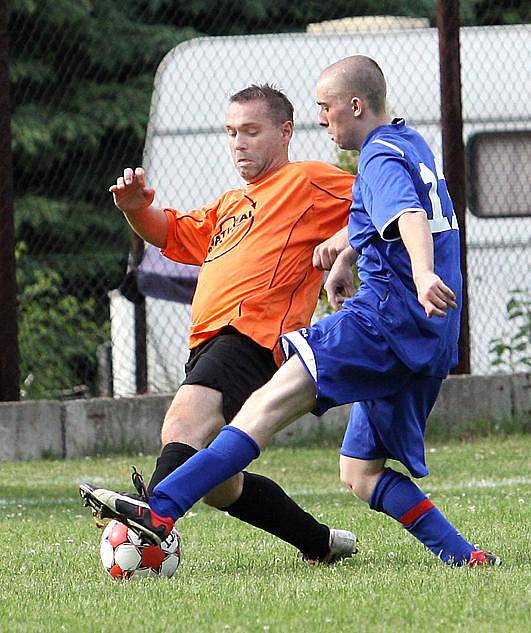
[111,24,530,395]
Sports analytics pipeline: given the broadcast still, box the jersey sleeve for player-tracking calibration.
[360,147,425,241]
[161,197,220,265]
[306,162,354,239]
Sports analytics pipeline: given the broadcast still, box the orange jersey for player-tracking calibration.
[162,161,353,352]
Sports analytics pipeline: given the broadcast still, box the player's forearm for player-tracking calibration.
[332,226,349,249]
[122,206,168,249]
[312,226,351,270]
[336,244,357,266]
[398,211,434,280]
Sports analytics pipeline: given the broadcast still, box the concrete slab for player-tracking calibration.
[510,372,531,416]
[0,400,63,461]
[431,374,513,428]
[0,373,528,461]
[64,394,172,458]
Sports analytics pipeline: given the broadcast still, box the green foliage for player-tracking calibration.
[9,1,186,398]
[17,244,109,400]
[460,0,531,25]
[15,195,129,305]
[315,148,360,317]
[337,149,359,175]
[489,288,530,373]
[151,0,439,35]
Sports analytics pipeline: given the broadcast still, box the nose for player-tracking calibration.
[318,112,328,128]
[234,132,247,150]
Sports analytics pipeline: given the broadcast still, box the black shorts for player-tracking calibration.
[181,327,278,422]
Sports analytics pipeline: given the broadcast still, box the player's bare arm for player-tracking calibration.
[109,167,168,248]
[398,211,458,318]
[312,226,349,271]
[323,245,357,311]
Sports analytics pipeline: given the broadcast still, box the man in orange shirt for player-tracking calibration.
[84,85,355,562]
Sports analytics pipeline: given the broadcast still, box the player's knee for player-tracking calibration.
[340,472,376,503]
[160,409,222,447]
[201,493,220,508]
[161,406,188,443]
[340,473,363,501]
[201,490,229,509]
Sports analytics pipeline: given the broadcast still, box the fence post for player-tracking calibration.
[131,231,148,393]
[437,0,471,374]
[0,0,20,401]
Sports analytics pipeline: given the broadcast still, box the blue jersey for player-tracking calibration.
[346,118,462,377]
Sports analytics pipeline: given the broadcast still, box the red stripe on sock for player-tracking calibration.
[399,499,435,526]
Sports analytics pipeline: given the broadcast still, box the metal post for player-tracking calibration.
[131,231,148,393]
[0,0,20,401]
[437,0,471,374]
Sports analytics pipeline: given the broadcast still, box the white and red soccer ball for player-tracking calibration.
[100,519,181,579]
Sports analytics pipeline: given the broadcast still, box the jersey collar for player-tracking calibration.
[362,118,406,149]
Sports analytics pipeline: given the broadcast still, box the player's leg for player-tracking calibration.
[340,454,501,566]
[146,383,243,501]
[152,380,340,562]
[85,326,354,560]
[80,355,322,546]
[165,352,355,562]
[339,380,501,567]
[149,354,317,520]
[339,455,386,502]
[230,353,318,443]
[146,327,274,503]
[149,384,224,483]
[81,307,392,545]
[145,308,409,536]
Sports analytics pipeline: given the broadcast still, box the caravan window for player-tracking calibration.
[466,131,531,218]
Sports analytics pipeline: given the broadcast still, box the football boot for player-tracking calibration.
[467,549,503,567]
[79,482,174,546]
[300,528,358,565]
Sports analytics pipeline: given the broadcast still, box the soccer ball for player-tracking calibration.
[99,519,181,579]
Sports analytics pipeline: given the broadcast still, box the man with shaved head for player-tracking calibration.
[83,59,501,569]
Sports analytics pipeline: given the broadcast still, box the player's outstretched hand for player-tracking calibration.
[324,256,356,311]
[414,271,458,318]
[109,167,155,214]
[313,227,349,271]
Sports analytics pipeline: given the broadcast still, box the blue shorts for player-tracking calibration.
[281,307,442,478]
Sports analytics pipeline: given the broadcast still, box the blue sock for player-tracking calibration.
[149,426,260,520]
[369,468,475,565]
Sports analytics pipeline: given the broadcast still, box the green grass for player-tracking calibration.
[0,435,530,633]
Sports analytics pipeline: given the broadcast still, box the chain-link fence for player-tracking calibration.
[5,0,530,400]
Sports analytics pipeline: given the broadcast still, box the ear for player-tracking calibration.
[350,96,363,117]
[281,120,294,142]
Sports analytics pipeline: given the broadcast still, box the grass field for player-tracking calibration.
[0,434,529,633]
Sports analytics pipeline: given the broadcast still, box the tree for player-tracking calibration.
[460,0,530,25]
[8,0,198,396]
[9,0,197,298]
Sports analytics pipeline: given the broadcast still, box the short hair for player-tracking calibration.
[229,84,294,124]
[322,55,387,114]
[356,57,386,113]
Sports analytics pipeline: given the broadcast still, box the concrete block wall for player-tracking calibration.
[0,400,63,461]
[0,373,529,462]
[63,395,172,458]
